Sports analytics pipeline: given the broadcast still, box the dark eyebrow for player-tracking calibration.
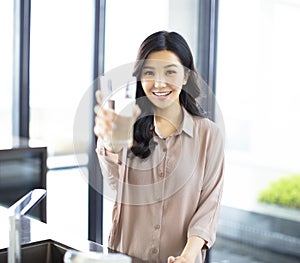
[164,64,178,68]
[142,66,155,69]
[143,64,178,69]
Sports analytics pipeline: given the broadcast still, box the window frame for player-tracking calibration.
[13,0,31,138]
[12,1,218,257]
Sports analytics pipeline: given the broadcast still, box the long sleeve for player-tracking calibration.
[95,138,122,191]
[187,121,225,249]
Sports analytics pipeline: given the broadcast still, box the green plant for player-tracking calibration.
[258,174,300,209]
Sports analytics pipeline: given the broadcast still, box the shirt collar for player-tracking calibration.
[154,107,194,138]
[181,107,194,137]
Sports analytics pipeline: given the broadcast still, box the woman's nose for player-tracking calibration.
[154,77,166,88]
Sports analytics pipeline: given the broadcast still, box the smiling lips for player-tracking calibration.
[152,91,172,97]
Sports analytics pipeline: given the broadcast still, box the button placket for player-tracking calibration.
[150,202,163,262]
[149,140,166,262]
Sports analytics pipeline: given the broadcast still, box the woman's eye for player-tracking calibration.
[143,70,154,76]
[166,70,177,75]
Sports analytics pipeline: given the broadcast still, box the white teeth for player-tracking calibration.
[153,91,171,96]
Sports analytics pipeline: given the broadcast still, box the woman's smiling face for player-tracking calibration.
[140,50,189,110]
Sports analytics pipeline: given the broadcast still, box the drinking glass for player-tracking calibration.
[99,76,137,151]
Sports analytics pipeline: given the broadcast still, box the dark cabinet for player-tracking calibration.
[0,137,47,222]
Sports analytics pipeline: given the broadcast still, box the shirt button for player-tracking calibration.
[154,224,160,230]
[152,248,158,254]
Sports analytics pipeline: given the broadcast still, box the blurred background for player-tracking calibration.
[1,0,300,262]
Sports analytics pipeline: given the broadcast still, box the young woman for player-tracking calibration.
[94,31,224,263]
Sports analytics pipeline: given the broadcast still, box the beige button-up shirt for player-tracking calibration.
[97,108,224,263]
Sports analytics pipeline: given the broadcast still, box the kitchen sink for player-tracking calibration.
[0,239,73,263]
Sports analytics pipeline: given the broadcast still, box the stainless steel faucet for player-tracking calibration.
[8,189,47,263]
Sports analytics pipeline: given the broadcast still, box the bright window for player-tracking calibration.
[0,1,13,142]
[217,0,300,209]
[30,0,94,157]
[104,0,199,71]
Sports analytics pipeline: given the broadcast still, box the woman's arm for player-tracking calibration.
[168,121,225,263]
[96,138,122,190]
[168,236,205,263]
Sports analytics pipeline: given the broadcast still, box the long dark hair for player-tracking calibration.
[131,31,206,159]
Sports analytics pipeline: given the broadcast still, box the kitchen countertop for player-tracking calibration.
[0,206,144,262]
[0,205,103,253]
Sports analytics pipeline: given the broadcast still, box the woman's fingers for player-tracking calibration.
[167,256,187,263]
[93,124,102,138]
[95,116,113,132]
[167,256,176,263]
[94,111,115,137]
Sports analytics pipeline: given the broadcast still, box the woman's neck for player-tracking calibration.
[154,104,183,138]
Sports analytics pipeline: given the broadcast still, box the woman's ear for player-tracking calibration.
[183,69,190,85]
